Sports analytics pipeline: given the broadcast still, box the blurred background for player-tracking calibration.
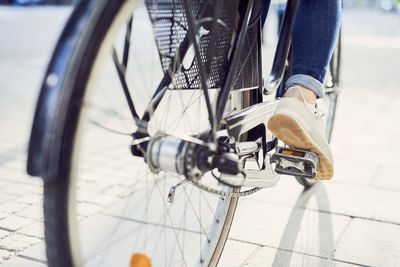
[3,0,400,8]
[0,0,71,5]
[0,0,399,266]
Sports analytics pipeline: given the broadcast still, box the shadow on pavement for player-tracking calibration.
[272,183,333,266]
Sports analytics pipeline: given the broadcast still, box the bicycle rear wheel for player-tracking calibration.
[41,0,251,266]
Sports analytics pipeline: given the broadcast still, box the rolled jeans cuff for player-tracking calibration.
[286,74,325,98]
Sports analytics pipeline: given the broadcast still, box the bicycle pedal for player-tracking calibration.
[270,146,319,178]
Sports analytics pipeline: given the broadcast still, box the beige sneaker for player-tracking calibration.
[267,87,334,180]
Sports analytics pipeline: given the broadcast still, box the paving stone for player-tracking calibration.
[0,203,29,215]
[76,182,106,202]
[333,116,396,152]
[371,165,400,191]
[0,216,35,232]
[0,234,40,252]
[0,197,15,207]
[0,170,42,187]
[77,191,97,203]
[0,181,10,189]
[0,256,46,267]
[16,206,43,221]
[0,159,28,173]
[104,185,133,198]
[0,159,21,170]
[229,200,350,258]
[334,218,400,266]
[0,183,40,197]
[18,222,44,239]
[85,193,120,207]
[246,178,400,225]
[332,159,378,186]
[339,147,400,168]
[18,241,46,263]
[0,250,11,261]
[77,202,102,217]
[0,229,11,239]
[242,246,355,267]
[219,239,260,267]
[14,194,42,205]
[392,135,400,150]
[308,183,400,224]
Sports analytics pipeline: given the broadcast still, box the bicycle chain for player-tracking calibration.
[184,141,263,197]
[189,178,263,197]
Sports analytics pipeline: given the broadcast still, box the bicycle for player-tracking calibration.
[26,0,341,266]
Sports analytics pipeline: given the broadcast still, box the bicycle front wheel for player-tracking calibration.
[41,0,247,266]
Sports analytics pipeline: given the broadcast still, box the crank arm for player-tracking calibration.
[219,154,280,188]
[223,100,280,141]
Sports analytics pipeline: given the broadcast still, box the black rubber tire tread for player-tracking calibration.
[44,178,74,267]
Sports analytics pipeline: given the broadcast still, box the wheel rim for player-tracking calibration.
[62,1,238,266]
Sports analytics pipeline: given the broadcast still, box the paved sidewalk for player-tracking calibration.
[219,9,400,267]
[1,6,400,267]
[0,7,72,266]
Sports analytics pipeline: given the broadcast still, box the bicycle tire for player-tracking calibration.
[41,0,258,266]
[295,30,341,189]
[324,29,342,143]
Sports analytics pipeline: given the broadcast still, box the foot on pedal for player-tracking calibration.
[267,87,334,179]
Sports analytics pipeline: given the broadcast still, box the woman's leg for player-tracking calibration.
[287,0,342,99]
[268,0,342,180]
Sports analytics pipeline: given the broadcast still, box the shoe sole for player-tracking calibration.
[268,114,333,180]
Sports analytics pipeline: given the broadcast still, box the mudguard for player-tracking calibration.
[27,0,98,179]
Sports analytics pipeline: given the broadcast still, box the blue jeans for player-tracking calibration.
[261,0,342,98]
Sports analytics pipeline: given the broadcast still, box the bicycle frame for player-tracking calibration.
[27,0,300,182]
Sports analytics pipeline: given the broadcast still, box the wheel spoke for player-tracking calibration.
[155,182,188,266]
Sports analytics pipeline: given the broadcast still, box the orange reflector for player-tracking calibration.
[281,149,305,157]
[130,253,152,267]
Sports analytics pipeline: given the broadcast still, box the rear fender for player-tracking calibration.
[27,0,99,180]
